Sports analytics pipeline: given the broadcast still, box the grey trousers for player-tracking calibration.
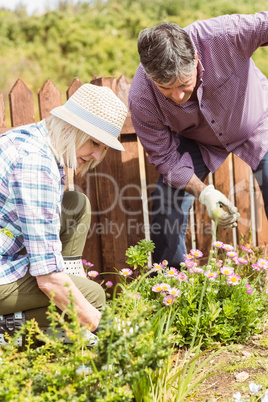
[0,191,105,326]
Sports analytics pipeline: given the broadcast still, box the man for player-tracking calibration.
[129,13,268,268]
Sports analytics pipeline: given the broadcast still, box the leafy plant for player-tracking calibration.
[125,239,155,270]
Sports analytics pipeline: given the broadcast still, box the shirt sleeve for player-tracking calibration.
[194,12,268,59]
[9,151,64,276]
[129,99,195,189]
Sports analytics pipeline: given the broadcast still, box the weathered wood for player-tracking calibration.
[91,77,117,94]
[254,176,268,247]
[9,79,35,126]
[0,92,6,128]
[117,75,135,135]
[38,79,61,119]
[67,77,83,99]
[214,157,234,245]
[121,134,144,247]
[232,155,252,245]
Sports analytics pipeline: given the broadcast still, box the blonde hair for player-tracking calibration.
[45,115,108,175]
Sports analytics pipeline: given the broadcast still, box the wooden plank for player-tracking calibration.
[232,155,252,245]
[38,79,61,119]
[117,75,135,135]
[90,77,117,94]
[67,77,83,99]
[254,176,268,247]
[214,156,234,245]
[9,79,35,126]
[0,92,6,128]
[120,134,144,247]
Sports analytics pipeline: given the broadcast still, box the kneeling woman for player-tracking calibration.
[0,84,128,344]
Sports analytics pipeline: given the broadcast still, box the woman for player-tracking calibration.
[0,83,128,345]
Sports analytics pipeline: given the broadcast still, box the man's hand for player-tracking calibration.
[199,185,240,228]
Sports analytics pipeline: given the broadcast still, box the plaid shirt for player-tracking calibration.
[0,121,66,285]
[129,12,268,189]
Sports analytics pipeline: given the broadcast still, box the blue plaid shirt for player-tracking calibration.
[0,121,66,284]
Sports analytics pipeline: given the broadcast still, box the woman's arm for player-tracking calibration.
[36,271,101,331]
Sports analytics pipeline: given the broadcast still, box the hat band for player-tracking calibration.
[65,99,120,138]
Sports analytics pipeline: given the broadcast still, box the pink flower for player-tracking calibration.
[190,249,203,258]
[185,260,195,269]
[169,287,181,297]
[257,259,268,270]
[204,271,218,280]
[176,272,188,281]
[193,267,204,274]
[222,244,234,251]
[162,259,168,266]
[220,266,234,276]
[241,245,253,253]
[246,289,253,294]
[106,281,113,287]
[119,268,133,277]
[82,259,94,267]
[136,293,141,299]
[183,253,194,260]
[163,295,176,306]
[152,284,163,293]
[152,263,163,272]
[88,270,99,278]
[161,283,171,292]
[212,241,224,248]
[166,267,178,277]
[216,260,223,267]
[245,284,251,289]
[227,251,238,259]
[226,274,241,285]
[238,258,248,265]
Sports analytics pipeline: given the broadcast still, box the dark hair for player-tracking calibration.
[137,22,196,84]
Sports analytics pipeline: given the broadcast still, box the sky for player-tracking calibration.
[0,0,81,14]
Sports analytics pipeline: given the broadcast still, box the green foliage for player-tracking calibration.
[0,283,173,401]
[126,241,268,348]
[125,239,155,270]
[0,0,267,107]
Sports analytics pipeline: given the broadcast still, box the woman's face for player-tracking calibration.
[76,138,107,167]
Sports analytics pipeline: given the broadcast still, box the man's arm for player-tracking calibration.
[36,271,101,331]
[185,173,206,197]
[185,174,239,228]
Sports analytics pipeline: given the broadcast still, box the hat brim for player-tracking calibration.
[50,105,125,152]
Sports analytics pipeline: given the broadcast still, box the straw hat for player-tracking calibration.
[50,83,128,151]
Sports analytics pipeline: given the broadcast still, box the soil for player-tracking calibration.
[191,326,268,401]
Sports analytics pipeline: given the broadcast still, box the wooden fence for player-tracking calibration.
[1,77,267,283]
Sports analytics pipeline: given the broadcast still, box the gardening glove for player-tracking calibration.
[199,185,240,228]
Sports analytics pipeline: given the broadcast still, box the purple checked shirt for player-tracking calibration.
[129,12,268,189]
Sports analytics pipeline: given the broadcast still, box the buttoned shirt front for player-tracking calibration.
[0,121,66,285]
[129,12,268,189]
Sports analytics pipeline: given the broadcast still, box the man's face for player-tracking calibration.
[153,57,198,105]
